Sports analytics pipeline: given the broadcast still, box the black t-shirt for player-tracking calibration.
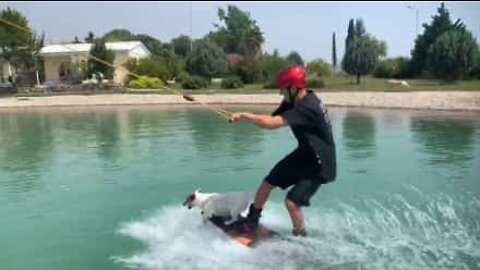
[272,90,336,182]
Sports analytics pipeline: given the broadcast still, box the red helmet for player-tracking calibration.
[276,65,306,89]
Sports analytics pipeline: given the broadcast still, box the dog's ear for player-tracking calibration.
[195,188,201,194]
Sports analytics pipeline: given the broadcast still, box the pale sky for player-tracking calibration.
[3,1,480,63]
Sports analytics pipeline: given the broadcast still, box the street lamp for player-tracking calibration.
[189,1,193,52]
[407,5,419,35]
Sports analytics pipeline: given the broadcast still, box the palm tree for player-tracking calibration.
[243,26,264,61]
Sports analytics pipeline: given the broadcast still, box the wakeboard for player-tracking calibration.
[208,216,281,248]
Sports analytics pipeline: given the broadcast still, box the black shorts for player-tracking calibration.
[264,148,324,207]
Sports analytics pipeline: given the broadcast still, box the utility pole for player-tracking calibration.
[189,1,193,52]
[407,5,419,35]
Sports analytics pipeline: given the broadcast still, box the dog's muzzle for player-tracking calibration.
[182,200,193,209]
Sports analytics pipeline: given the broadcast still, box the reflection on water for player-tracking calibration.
[94,112,121,164]
[0,112,54,193]
[342,111,377,159]
[411,117,476,169]
[185,108,264,159]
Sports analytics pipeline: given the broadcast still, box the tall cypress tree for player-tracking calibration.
[342,19,355,75]
[332,32,337,73]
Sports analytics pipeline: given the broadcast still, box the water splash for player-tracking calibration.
[114,194,480,270]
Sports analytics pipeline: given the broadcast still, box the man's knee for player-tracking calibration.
[260,180,274,190]
[285,198,299,210]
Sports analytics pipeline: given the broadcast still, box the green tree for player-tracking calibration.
[373,57,409,78]
[409,2,459,77]
[102,29,135,41]
[171,35,192,58]
[342,19,355,74]
[355,19,366,37]
[101,30,165,57]
[427,28,478,81]
[342,19,386,84]
[468,51,480,79]
[0,8,33,69]
[243,25,264,60]
[85,31,95,43]
[232,59,261,83]
[0,7,45,79]
[186,39,227,81]
[160,43,175,59]
[260,50,290,84]
[208,5,264,58]
[164,56,184,81]
[13,31,44,72]
[87,39,115,79]
[133,34,163,56]
[345,19,355,51]
[286,51,304,66]
[306,59,332,77]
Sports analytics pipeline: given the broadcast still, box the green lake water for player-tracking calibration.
[1,105,479,270]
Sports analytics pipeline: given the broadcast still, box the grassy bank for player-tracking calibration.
[3,76,480,98]
[146,76,480,95]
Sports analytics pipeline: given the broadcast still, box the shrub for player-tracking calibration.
[468,59,480,79]
[186,39,227,79]
[176,71,190,84]
[128,76,164,89]
[233,60,261,84]
[181,75,209,89]
[306,59,332,77]
[373,60,396,78]
[260,52,291,82]
[263,79,278,89]
[221,76,244,89]
[373,57,409,78]
[306,75,325,89]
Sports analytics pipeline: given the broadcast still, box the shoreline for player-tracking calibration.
[1,91,480,112]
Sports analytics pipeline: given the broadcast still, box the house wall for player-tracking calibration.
[42,46,150,85]
[1,62,15,81]
[129,46,150,59]
[113,51,130,84]
[43,55,71,83]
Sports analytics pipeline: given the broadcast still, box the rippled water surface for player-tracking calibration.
[1,105,479,270]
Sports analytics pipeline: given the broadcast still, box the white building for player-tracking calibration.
[39,41,151,85]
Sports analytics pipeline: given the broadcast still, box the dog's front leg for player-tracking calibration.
[224,211,239,225]
[201,208,213,224]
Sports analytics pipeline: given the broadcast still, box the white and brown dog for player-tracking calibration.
[386,79,410,88]
[182,188,253,225]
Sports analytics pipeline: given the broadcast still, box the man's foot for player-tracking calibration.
[292,228,307,237]
[228,216,259,233]
[227,204,262,234]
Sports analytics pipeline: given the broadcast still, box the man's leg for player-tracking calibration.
[231,150,300,231]
[253,181,275,209]
[285,199,306,236]
[228,181,275,231]
[243,181,275,223]
[285,177,322,236]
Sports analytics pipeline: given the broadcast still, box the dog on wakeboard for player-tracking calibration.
[182,188,253,225]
